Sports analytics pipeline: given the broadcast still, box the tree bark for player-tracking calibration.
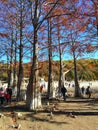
[26,0,41,110]
[17,2,24,101]
[73,53,80,97]
[47,19,52,99]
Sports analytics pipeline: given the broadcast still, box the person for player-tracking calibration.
[61,85,67,101]
[9,87,12,101]
[81,86,85,97]
[0,87,5,105]
[5,92,11,103]
[86,86,92,98]
[6,87,12,102]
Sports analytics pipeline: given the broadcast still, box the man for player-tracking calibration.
[86,86,92,98]
[61,85,67,101]
[81,86,85,97]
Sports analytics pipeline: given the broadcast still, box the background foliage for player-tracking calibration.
[0,59,98,81]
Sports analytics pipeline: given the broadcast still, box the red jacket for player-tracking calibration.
[6,93,11,99]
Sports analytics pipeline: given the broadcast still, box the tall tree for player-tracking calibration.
[26,0,59,110]
[17,0,24,100]
[47,19,53,99]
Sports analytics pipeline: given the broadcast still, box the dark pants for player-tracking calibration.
[88,93,91,98]
[86,92,91,98]
[62,93,66,101]
[0,97,4,104]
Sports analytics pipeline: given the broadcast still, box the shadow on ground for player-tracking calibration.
[0,98,98,116]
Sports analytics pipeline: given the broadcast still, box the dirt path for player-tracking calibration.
[0,97,98,130]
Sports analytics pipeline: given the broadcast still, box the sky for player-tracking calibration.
[0,0,98,63]
[0,46,98,63]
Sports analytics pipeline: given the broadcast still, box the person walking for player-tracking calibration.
[61,85,67,101]
[86,86,92,98]
[81,86,85,97]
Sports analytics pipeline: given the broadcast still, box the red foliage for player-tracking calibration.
[0,32,8,37]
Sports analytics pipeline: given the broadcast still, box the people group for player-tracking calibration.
[60,82,92,102]
[0,87,12,105]
[0,83,92,105]
[60,83,92,101]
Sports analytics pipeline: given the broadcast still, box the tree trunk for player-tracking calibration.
[26,0,41,110]
[58,45,63,94]
[26,25,41,110]
[17,2,24,101]
[73,54,80,97]
[8,30,14,88]
[47,19,53,99]
[13,27,18,88]
[58,32,63,95]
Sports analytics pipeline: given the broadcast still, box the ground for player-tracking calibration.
[0,91,98,130]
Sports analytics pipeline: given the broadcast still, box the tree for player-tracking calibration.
[17,0,25,101]
[26,0,60,110]
[47,19,53,99]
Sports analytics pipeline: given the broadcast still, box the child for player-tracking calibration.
[6,93,11,103]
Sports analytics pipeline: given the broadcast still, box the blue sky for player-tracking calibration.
[0,0,98,63]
